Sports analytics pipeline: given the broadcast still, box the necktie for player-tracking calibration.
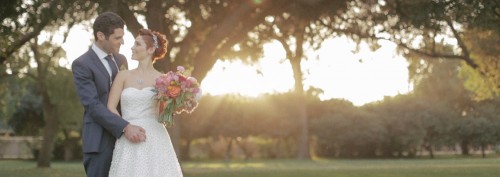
[105,55,118,81]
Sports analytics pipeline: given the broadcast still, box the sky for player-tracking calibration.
[60,24,412,106]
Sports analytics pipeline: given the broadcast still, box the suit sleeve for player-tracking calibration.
[72,59,129,138]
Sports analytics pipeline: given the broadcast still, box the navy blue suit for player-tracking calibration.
[72,48,129,177]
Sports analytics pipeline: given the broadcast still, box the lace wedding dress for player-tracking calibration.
[109,87,183,177]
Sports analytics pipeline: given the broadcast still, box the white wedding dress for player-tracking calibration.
[109,87,183,177]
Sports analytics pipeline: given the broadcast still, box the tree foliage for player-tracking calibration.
[9,82,45,136]
[368,0,499,95]
[0,0,97,65]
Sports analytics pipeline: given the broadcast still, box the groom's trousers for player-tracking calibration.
[83,131,116,177]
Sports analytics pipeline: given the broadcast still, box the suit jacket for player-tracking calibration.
[72,48,129,153]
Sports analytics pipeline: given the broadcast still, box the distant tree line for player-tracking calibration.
[176,59,500,160]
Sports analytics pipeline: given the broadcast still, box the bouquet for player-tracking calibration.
[153,66,202,126]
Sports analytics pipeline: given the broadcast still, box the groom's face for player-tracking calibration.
[99,28,124,54]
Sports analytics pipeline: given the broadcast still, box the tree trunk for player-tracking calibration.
[180,139,191,161]
[269,138,279,159]
[224,138,233,162]
[235,138,251,161]
[460,140,470,155]
[37,88,58,167]
[61,129,75,161]
[145,0,172,72]
[294,92,309,159]
[423,143,434,159]
[428,145,434,159]
[64,144,74,161]
[290,21,310,160]
[481,144,486,158]
[167,125,181,158]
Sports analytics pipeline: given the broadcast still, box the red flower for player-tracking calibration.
[167,85,181,98]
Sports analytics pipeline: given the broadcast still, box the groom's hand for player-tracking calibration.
[123,124,146,143]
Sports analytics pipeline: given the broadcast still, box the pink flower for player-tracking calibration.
[188,77,197,85]
[177,66,185,72]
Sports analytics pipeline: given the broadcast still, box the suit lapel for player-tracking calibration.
[88,49,112,86]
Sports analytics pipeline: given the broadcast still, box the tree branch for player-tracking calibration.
[0,0,59,64]
[115,1,144,37]
[191,2,259,80]
[444,18,478,69]
[214,3,282,60]
[1,0,86,69]
[397,42,468,61]
[274,33,293,61]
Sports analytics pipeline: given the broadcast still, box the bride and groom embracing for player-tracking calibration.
[72,12,183,177]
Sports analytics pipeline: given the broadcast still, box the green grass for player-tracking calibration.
[1,158,500,177]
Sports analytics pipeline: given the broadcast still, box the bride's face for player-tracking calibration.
[131,36,152,61]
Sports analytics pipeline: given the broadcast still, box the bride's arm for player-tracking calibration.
[108,71,127,116]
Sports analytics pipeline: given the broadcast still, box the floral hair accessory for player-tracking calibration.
[152,34,159,49]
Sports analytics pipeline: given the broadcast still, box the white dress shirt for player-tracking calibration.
[91,44,118,78]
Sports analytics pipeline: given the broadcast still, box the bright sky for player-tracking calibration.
[60,25,411,106]
[202,38,412,106]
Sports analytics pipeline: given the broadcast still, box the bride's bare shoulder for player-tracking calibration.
[116,70,132,77]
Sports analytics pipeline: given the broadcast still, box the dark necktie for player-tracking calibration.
[105,55,118,80]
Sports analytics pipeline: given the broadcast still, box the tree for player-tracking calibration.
[310,99,382,158]
[1,0,96,167]
[257,93,302,158]
[207,95,256,161]
[460,29,500,100]
[465,98,500,158]
[0,74,30,128]
[9,82,45,136]
[411,59,474,156]
[418,100,456,159]
[360,0,499,91]
[178,95,220,160]
[49,67,84,161]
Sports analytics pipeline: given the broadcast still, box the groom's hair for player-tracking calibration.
[93,12,125,40]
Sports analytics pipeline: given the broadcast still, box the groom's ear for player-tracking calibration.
[96,31,106,41]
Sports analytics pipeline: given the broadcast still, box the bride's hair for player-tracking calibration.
[138,29,168,62]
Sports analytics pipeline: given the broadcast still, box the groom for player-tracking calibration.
[72,12,146,177]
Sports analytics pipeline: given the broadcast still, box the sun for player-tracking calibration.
[201,37,412,106]
[201,42,294,97]
[301,37,412,105]
[201,61,294,97]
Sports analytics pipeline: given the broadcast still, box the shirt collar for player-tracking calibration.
[91,43,111,60]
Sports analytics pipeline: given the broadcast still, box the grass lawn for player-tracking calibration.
[1,157,500,177]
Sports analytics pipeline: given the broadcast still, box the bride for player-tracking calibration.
[107,29,183,177]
